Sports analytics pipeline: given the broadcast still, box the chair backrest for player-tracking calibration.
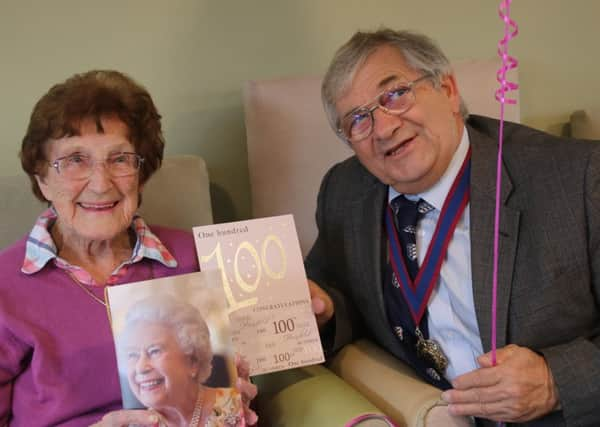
[138,154,213,229]
[570,108,600,139]
[0,155,213,250]
[0,175,46,250]
[244,58,520,255]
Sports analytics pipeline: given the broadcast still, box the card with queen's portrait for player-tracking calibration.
[106,270,245,427]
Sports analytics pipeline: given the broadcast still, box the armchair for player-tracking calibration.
[244,58,519,426]
[570,108,600,140]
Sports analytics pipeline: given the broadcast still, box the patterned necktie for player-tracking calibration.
[385,195,449,385]
[390,195,435,280]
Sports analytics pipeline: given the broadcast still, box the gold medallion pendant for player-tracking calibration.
[415,328,448,374]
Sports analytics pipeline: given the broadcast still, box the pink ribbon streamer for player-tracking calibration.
[344,413,398,427]
[493,4,518,425]
[492,0,518,373]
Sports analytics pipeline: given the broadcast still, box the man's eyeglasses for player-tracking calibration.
[337,74,433,143]
[50,152,144,180]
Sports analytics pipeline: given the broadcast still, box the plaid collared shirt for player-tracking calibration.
[21,208,178,286]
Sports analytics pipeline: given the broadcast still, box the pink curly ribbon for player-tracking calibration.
[492,7,518,426]
[492,0,518,379]
[344,413,398,427]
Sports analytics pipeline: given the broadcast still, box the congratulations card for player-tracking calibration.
[193,215,324,375]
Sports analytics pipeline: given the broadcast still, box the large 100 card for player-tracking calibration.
[193,215,324,375]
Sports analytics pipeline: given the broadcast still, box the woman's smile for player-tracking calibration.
[77,200,119,211]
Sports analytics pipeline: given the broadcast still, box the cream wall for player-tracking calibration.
[1,1,599,222]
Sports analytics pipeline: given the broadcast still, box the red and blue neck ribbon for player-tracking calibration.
[385,149,471,326]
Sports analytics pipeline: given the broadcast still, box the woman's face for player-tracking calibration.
[124,321,198,409]
[35,116,141,243]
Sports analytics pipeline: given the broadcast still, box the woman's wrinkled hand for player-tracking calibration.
[235,354,259,426]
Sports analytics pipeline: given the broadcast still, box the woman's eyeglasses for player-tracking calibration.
[50,152,144,180]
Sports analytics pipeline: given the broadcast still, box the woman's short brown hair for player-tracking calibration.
[20,70,165,201]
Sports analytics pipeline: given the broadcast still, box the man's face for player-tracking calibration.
[335,45,464,194]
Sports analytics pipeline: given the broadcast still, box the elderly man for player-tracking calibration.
[307,28,600,426]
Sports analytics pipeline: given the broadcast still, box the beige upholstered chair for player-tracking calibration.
[244,58,519,427]
[570,108,600,140]
[0,175,46,249]
[0,155,213,250]
[137,154,213,229]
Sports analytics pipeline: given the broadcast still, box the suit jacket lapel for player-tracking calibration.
[346,169,410,355]
[348,174,389,324]
[469,125,520,351]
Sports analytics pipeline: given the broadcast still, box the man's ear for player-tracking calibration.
[440,73,461,115]
[35,174,53,202]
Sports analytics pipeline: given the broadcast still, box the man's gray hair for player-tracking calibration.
[322,28,469,134]
[119,294,213,384]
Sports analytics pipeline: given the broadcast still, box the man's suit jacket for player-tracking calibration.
[305,115,600,427]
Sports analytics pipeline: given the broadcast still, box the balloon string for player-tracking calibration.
[492,0,518,367]
[493,2,518,426]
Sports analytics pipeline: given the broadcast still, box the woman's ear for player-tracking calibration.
[35,174,54,202]
[189,356,200,379]
[190,354,213,384]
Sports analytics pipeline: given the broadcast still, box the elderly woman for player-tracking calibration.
[0,70,256,426]
[118,295,243,427]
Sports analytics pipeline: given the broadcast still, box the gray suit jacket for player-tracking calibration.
[305,115,600,427]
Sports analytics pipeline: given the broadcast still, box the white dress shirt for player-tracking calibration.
[388,127,484,381]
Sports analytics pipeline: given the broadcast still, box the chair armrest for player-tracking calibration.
[253,364,386,427]
[328,340,472,427]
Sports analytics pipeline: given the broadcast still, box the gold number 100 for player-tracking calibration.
[200,234,287,312]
